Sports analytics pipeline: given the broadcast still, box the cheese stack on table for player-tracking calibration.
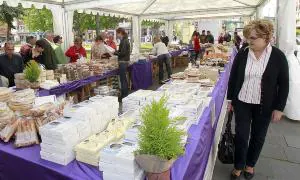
[75,111,136,166]
[99,140,145,180]
[39,117,91,165]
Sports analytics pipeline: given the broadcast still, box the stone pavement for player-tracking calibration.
[212,117,300,180]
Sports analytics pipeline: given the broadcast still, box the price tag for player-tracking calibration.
[34,95,57,106]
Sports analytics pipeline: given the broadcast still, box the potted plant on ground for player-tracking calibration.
[24,60,41,89]
[135,96,185,180]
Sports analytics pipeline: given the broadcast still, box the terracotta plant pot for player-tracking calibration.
[147,170,171,180]
[29,81,40,89]
[135,154,175,174]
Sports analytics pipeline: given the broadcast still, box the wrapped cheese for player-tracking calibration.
[14,119,39,148]
[0,119,19,142]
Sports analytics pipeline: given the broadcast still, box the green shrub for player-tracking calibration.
[24,60,41,83]
[137,96,185,160]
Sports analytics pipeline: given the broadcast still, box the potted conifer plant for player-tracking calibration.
[135,96,185,180]
[24,60,41,89]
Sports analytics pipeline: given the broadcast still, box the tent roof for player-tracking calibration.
[15,0,266,19]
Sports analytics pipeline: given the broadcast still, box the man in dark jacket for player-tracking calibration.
[206,31,215,44]
[41,31,58,69]
[199,30,207,43]
[0,42,24,87]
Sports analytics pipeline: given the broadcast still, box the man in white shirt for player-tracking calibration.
[151,36,172,84]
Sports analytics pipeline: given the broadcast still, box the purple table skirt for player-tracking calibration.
[0,143,102,180]
[0,48,233,180]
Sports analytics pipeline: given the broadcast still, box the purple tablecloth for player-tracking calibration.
[38,69,119,97]
[171,50,235,180]
[130,60,153,90]
[0,48,233,180]
[0,143,102,180]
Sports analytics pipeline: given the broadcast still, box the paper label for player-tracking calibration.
[35,95,57,106]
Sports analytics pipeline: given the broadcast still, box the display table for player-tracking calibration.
[0,50,233,180]
[38,49,187,96]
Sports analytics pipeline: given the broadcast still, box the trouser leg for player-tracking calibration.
[118,63,128,98]
[158,56,164,81]
[234,100,252,170]
[164,55,172,79]
[246,106,271,167]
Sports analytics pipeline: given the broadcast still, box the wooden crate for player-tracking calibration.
[172,56,189,68]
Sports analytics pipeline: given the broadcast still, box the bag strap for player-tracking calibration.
[225,110,233,133]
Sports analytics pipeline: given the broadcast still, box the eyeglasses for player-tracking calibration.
[247,36,263,41]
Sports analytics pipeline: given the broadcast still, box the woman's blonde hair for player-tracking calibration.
[74,37,82,43]
[243,19,274,42]
[153,36,161,44]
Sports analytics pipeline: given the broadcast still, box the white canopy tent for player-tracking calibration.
[1,0,299,121]
[1,0,270,51]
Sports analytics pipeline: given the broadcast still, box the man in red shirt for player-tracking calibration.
[65,37,87,63]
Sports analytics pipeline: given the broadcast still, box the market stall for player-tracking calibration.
[0,47,233,180]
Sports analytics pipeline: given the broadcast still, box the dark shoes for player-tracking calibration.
[230,170,241,180]
[244,171,255,180]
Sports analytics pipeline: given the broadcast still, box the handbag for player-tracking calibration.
[217,110,235,164]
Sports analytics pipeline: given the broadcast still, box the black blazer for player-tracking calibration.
[227,46,289,115]
[116,36,130,62]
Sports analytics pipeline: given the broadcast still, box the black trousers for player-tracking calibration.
[118,62,129,98]
[233,100,272,170]
[158,54,172,81]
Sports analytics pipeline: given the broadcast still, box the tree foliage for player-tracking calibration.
[73,11,125,36]
[0,2,24,39]
[141,20,165,28]
[73,11,96,36]
[23,6,53,32]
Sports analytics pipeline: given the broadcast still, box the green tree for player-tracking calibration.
[73,11,123,36]
[73,11,96,36]
[23,6,53,32]
[99,15,121,30]
[0,2,24,40]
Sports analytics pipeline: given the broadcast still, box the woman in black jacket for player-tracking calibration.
[228,20,289,180]
[115,28,130,99]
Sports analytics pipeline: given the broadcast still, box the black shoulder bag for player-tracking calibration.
[217,110,235,164]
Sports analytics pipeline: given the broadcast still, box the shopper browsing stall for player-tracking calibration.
[91,36,112,61]
[191,31,201,63]
[106,34,117,50]
[114,28,130,98]
[0,42,24,87]
[200,30,207,43]
[30,40,46,66]
[206,31,215,44]
[218,33,224,44]
[41,31,58,69]
[20,36,36,64]
[151,36,172,84]
[227,20,289,180]
[234,31,242,50]
[52,35,68,64]
[65,37,87,63]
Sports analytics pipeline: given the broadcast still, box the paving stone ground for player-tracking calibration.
[212,117,300,180]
